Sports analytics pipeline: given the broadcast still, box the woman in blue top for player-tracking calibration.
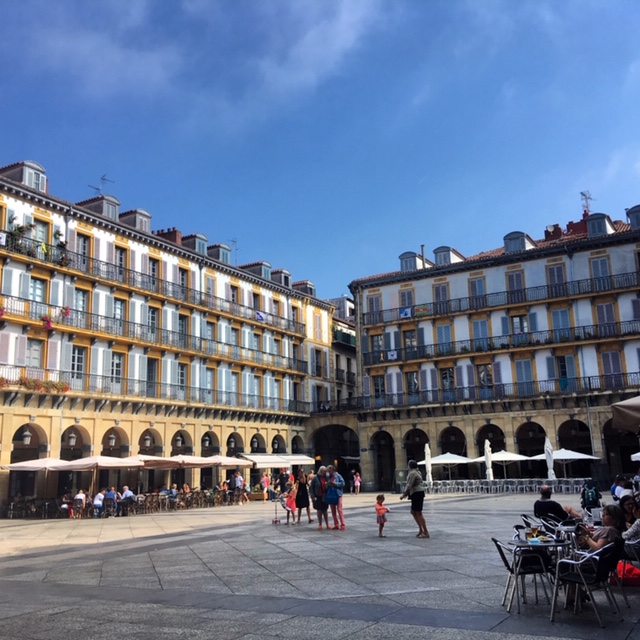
[327,465,346,530]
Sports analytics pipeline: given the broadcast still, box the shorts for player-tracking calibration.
[376,515,387,524]
[410,491,425,512]
[313,497,328,511]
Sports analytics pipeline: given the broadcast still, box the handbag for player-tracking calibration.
[325,485,339,505]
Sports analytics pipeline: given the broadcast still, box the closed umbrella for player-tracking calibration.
[423,443,433,484]
[484,439,494,481]
[544,437,557,480]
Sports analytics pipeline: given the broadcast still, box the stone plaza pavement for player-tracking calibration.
[0,492,639,640]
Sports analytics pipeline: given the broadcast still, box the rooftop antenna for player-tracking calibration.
[580,190,595,215]
[228,238,239,266]
[88,174,115,196]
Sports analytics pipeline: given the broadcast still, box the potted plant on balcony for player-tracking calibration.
[41,315,53,330]
[0,307,4,319]
[60,306,71,319]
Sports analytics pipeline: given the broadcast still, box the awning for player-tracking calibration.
[339,456,361,462]
[239,453,315,468]
[239,454,291,468]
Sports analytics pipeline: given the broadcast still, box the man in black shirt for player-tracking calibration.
[533,485,581,521]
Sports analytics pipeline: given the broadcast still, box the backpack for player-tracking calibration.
[583,486,599,508]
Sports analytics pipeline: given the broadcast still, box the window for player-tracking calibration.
[504,232,525,253]
[29,277,47,317]
[25,339,43,369]
[436,323,452,355]
[111,352,124,381]
[596,302,616,338]
[403,330,417,358]
[602,350,623,389]
[367,295,381,322]
[371,334,383,352]
[33,220,48,243]
[178,315,189,348]
[148,307,158,331]
[434,284,448,314]
[115,247,127,281]
[591,257,610,292]
[149,257,159,284]
[74,288,88,312]
[230,285,239,303]
[547,264,566,297]
[440,367,454,401]
[507,271,525,303]
[373,375,385,407]
[469,277,486,309]
[406,371,419,397]
[551,308,571,341]
[178,268,188,300]
[71,346,86,378]
[476,363,493,399]
[435,251,450,266]
[26,168,46,192]
[273,300,280,317]
[546,354,576,392]
[76,234,90,270]
[472,319,489,350]
[177,363,187,389]
[515,359,534,396]
[400,289,414,308]
[105,202,117,220]
[587,217,606,236]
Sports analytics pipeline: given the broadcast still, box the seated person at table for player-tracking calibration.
[577,504,625,551]
[620,495,637,528]
[104,486,119,516]
[93,489,105,518]
[120,485,135,516]
[622,500,640,544]
[533,485,581,521]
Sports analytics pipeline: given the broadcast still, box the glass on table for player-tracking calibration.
[531,525,539,537]
[525,527,533,540]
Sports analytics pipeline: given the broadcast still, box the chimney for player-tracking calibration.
[153,227,182,245]
[544,224,562,241]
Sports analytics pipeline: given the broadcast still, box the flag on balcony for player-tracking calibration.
[255,311,265,321]
[415,304,430,317]
[387,350,398,361]
[400,307,412,319]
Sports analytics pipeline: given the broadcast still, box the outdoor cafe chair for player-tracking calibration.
[493,537,552,614]
[550,542,621,627]
[103,497,116,518]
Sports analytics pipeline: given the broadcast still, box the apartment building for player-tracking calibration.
[0,160,333,499]
[348,206,640,490]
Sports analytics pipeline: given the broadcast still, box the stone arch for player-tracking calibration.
[201,431,220,454]
[437,426,468,480]
[170,428,192,455]
[271,433,286,454]
[370,430,395,491]
[515,421,547,478]
[475,424,506,458]
[557,418,594,477]
[138,428,163,455]
[249,432,266,453]
[311,424,361,478]
[8,422,46,499]
[60,424,90,461]
[226,432,244,456]
[101,427,130,457]
[602,418,638,476]
[402,427,428,466]
[291,434,304,454]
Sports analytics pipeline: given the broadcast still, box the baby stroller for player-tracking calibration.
[272,490,293,524]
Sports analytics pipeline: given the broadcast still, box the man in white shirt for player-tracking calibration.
[120,485,135,517]
[93,489,105,518]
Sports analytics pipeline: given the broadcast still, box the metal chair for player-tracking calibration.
[550,542,621,627]
[493,538,552,614]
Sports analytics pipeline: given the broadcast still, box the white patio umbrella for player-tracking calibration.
[484,439,494,481]
[420,452,473,481]
[1,457,68,471]
[423,443,433,484]
[60,455,144,471]
[611,396,640,430]
[544,437,557,481]
[471,450,530,478]
[631,452,640,462]
[530,448,599,477]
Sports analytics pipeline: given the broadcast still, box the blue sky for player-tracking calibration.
[2,1,640,299]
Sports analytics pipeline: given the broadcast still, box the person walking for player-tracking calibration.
[400,459,429,538]
[260,472,271,503]
[375,494,390,537]
[295,468,314,524]
[354,472,361,495]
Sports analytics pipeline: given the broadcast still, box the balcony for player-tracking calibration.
[346,371,356,386]
[1,232,306,336]
[0,295,308,375]
[313,371,640,413]
[333,328,356,347]
[336,368,345,382]
[0,364,312,414]
[362,320,640,366]
[362,272,640,325]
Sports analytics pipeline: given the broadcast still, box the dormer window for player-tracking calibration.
[105,202,117,220]
[219,248,230,264]
[400,257,414,271]
[262,265,271,280]
[628,205,640,231]
[26,168,46,192]
[586,213,613,237]
[196,238,207,254]
[435,252,450,266]
[504,232,526,253]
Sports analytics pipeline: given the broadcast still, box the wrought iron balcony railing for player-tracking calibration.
[0,364,311,414]
[362,272,640,325]
[362,320,640,366]
[1,295,309,375]
[2,231,306,335]
[314,372,640,413]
